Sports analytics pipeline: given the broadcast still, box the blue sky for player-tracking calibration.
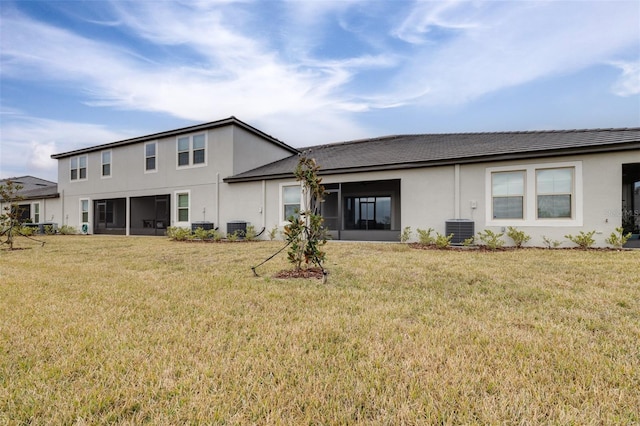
[1,0,639,182]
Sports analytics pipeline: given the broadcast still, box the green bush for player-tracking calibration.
[245,225,257,241]
[605,227,631,249]
[268,226,279,241]
[565,230,596,249]
[542,235,562,249]
[400,226,412,243]
[209,229,223,242]
[506,226,531,248]
[476,229,504,250]
[166,226,192,241]
[227,231,240,242]
[43,225,56,235]
[416,228,435,245]
[59,225,77,235]
[434,232,453,249]
[19,226,36,237]
[193,227,210,241]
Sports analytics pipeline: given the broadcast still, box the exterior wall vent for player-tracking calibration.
[445,219,475,245]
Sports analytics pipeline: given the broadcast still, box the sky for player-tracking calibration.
[1,0,639,183]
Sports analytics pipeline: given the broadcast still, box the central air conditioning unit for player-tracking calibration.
[445,219,474,245]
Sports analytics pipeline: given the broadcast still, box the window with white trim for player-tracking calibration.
[33,202,40,223]
[145,142,157,172]
[176,192,189,222]
[101,150,111,177]
[492,171,524,219]
[282,185,301,221]
[177,133,206,168]
[81,199,89,223]
[486,161,582,226]
[70,155,87,181]
[536,168,573,218]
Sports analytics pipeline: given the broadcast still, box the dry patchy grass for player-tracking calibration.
[1,236,639,424]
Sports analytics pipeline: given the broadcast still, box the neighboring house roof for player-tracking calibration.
[0,176,59,200]
[225,127,640,182]
[51,116,298,159]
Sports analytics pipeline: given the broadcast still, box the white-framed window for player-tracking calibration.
[536,168,573,219]
[33,202,40,223]
[491,171,525,219]
[175,191,190,223]
[70,155,87,181]
[145,142,157,172]
[281,184,301,222]
[101,150,112,178]
[485,161,582,227]
[177,133,206,168]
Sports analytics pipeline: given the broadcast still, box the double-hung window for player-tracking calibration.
[176,192,189,223]
[536,168,573,218]
[177,133,206,168]
[101,151,111,177]
[486,162,581,226]
[70,155,87,181]
[145,142,157,172]
[282,185,301,221]
[492,171,524,219]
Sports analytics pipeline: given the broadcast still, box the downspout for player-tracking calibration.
[216,173,220,229]
[261,180,266,230]
[454,164,461,219]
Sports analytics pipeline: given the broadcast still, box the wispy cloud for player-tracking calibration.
[0,110,132,181]
[610,60,640,97]
[0,0,638,170]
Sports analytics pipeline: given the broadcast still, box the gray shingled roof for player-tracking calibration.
[0,176,59,200]
[51,116,297,159]
[225,128,640,182]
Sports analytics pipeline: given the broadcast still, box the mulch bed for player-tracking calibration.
[274,267,326,279]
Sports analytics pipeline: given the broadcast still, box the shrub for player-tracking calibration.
[193,227,210,241]
[59,225,77,235]
[435,232,453,249]
[542,235,562,249]
[43,225,56,235]
[19,226,36,237]
[564,230,596,249]
[400,226,412,243]
[167,226,192,241]
[506,226,531,248]
[209,229,223,242]
[462,236,475,246]
[245,225,257,241]
[605,227,631,249]
[476,229,504,250]
[268,226,279,241]
[227,230,240,242]
[416,228,435,245]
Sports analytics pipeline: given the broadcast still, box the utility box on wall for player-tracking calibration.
[445,219,475,245]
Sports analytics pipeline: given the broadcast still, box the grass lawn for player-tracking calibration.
[1,236,639,424]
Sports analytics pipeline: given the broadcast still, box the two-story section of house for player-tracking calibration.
[51,117,298,236]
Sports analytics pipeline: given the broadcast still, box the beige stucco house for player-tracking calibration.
[50,117,640,247]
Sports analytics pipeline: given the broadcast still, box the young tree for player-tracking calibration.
[284,154,328,273]
[0,179,24,250]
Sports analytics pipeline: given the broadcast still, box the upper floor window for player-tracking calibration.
[536,168,573,219]
[492,171,524,219]
[145,142,157,172]
[101,151,111,177]
[177,133,206,168]
[70,155,87,181]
